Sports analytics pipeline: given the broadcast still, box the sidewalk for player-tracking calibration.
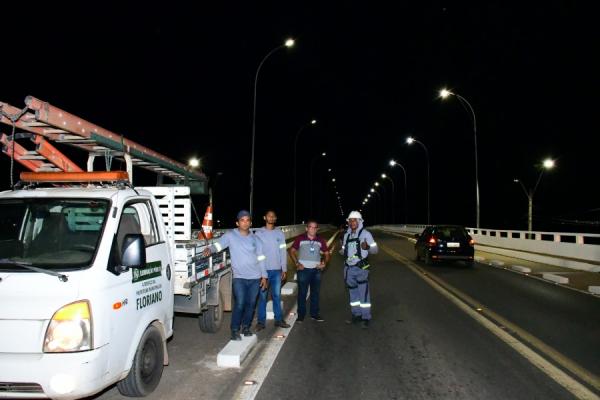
[474,248,600,296]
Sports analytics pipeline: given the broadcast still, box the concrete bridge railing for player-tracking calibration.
[371,224,600,273]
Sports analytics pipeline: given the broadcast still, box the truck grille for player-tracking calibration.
[0,382,44,393]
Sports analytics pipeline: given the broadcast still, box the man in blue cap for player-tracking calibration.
[203,210,267,340]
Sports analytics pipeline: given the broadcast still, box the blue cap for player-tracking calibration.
[236,210,251,220]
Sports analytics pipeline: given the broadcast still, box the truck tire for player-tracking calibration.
[198,291,224,333]
[117,325,164,397]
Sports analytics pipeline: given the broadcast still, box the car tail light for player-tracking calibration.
[469,238,475,246]
[427,236,437,246]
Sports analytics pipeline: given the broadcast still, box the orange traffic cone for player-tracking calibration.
[200,204,213,240]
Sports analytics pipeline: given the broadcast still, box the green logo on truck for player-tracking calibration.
[132,261,162,283]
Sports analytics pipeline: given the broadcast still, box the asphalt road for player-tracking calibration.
[92,230,599,400]
[255,232,599,400]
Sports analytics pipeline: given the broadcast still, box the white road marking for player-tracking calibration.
[382,244,600,399]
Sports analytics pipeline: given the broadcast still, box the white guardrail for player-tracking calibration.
[372,224,600,273]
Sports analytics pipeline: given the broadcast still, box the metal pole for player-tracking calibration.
[249,45,284,218]
[455,94,479,228]
[413,139,430,224]
[528,192,533,232]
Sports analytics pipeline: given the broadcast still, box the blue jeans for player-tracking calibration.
[231,278,261,332]
[297,268,321,318]
[257,269,284,324]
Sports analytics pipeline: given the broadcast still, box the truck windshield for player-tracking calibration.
[0,198,110,271]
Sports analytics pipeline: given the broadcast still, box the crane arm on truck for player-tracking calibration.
[1,96,207,193]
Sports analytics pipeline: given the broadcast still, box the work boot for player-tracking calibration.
[274,320,291,328]
[242,326,253,336]
[231,330,242,341]
[255,322,266,331]
[345,315,362,325]
[361,319,370,329]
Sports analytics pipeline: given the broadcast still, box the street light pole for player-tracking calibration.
[389,160,408,223]
[309,152,326,218]
[370,188,381,224]
[440,89,479,228]
[381,174,395,223]
[513,158,555,232]
[293,119,317,223]
[249,38,294,218]
[406,137,430,224]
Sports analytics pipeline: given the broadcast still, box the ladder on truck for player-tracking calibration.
[0,96,207,193]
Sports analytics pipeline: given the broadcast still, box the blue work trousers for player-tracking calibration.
[257,269,284,324]
[231,278,261,332]
[344,265,371,320]
[297,268,321,318]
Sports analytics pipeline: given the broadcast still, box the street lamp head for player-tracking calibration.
[370,188,375,193]
[284,38,295,48]
[389,160,396,166]
[332,178,336,182]
[513,178,520,183]
[406,137,415,145]
[439,88,453,99]
[374,182,379,187]
[311,119,317,124]
[381,173,387,178]
[543,158,555,169]
[188,158,200,168]
[321,152,326,157]
[367,194,371,198]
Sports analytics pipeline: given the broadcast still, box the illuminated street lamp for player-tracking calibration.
[439,88,480,228]
[188,158,200,168]
[406,137,430,224]
[249,38,295,217]
[513,158,556,232]
[293,118,317,223]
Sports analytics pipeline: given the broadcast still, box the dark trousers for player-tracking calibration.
[297,268,321,318]
[231,278,260,332]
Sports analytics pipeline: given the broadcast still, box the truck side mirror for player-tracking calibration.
[121,234,146,268]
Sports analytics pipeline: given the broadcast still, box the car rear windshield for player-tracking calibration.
[433,226,469,240]
[0,198,109,271]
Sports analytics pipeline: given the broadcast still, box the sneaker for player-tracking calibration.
[296,315,304,323]
[274,320,291,328]
[255,322,265,332]
[242,327,253,336]
[345,315,362,325]
[311,315,325,322]
[231,330,242,341]
[361,320,370,329]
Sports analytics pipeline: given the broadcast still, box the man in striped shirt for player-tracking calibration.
[204,210,267,340]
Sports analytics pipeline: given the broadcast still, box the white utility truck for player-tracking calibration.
[0,97,232,399]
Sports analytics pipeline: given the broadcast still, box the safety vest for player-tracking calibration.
[343,228,370,269]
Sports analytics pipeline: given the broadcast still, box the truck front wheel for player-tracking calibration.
[198,291,224,333]
[117,325,164,397]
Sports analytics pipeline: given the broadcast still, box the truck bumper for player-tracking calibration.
[0,344,112,399]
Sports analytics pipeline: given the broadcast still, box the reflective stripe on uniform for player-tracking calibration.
[370,242,377,247]
[279,243,287,249]
[359,303,371,308]
[350,301,361,306]
[214,242,223,252]
[257,254,266,261]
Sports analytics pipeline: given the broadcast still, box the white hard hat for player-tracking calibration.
[347,211,363,221]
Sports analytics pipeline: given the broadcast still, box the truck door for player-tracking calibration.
[106,199,172,377]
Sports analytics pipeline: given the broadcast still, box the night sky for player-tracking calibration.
[1,2,598,232]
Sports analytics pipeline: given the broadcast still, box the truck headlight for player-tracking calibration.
[44,300,93,353]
